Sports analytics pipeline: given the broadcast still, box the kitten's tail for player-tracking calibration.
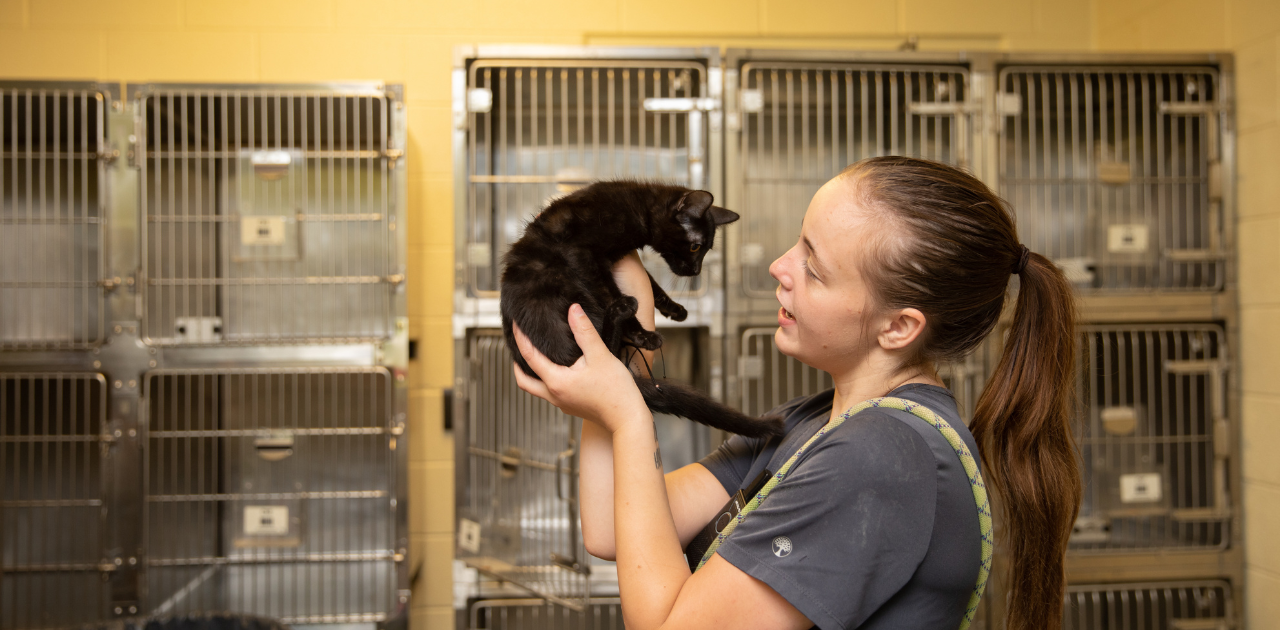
[633,377,785,439]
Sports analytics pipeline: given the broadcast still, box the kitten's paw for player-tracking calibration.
[629,329,664,351]
[608,296,640,318]
[659,302,688,322]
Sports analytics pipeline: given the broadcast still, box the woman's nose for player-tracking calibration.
[770,250,792,290]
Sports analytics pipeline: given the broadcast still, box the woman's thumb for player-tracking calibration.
[567,304,608,357]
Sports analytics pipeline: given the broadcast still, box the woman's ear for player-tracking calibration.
[877,307,928,351]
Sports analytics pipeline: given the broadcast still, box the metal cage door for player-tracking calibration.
[1,373,110,628]
[459,58,721,324]
[1,83,111,349]
[1071,324,1231,552]
[997,67,1225,292]
[135,85,403,345]
[456,331,589,610]
[142,368,399,623]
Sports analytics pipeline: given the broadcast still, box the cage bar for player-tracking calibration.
[998,67,1224,292]
[1063,580,1234,629]
[141,367,398,623]
[136,86,400,345]
[1,372,109,629]
[0,84,108,349]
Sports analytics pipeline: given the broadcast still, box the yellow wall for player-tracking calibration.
[22,1,1280,628]
[1095,2,1280,626]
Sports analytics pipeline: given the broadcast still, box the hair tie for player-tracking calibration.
[1013,245,1031,275]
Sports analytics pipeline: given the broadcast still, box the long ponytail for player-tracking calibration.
[842,156,1082,630]
[970,253,1081,628]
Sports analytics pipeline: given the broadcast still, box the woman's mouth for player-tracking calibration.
[779,306,795,323]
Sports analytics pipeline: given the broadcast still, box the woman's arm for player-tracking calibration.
[512,308,811,630]
[577,251,729,560]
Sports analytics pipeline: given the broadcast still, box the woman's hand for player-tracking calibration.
[512,304,650,433]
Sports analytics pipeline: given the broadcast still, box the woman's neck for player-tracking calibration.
[828,359,942,422]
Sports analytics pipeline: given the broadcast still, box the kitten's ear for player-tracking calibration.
[708,206,740,226]
[677,190,714,218]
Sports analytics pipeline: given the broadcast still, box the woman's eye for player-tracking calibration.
[802,259,817,280]
[690,243,702,253]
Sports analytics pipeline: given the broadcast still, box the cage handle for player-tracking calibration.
[555,446,576,501]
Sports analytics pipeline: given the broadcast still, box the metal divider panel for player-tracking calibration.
[1063,580,1233,630]
[1072,324,1230,552]
[1,373,108,629]
[459,331,588,607]
[138,88,399,345]
[998,67,1224,292]
[735,63,969,299]
[737,327,986,422]
[468,598,624,630]
[464,60,711,301]
[1,85,107,348]
[142,368,396,624]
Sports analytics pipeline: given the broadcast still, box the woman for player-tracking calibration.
[512,157,1081,630]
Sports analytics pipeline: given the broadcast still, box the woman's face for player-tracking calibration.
[769,177,885,376]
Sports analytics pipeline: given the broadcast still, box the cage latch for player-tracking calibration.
[643,97,718,112]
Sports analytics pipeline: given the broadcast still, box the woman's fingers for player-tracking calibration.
[512,362,552,400]
[566,304,611,361]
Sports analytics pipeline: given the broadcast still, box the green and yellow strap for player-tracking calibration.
[694,397,994,630]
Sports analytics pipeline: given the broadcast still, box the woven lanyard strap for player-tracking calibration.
[694,397,994,630]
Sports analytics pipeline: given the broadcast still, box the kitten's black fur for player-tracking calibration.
[500,180,785,439]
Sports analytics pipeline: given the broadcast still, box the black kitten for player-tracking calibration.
[500,180,784,439]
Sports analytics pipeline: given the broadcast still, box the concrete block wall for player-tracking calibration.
[1095,1,1279,626]
[23,1,1280,628]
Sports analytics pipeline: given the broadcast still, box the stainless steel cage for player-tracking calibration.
[456,331,590,610]
[136,84,403,345]
[1071,324,1231,553]
[1063,580,1234,629]
[736,327,988,422]
[1,82,110,349]
[725,53,972,314]
[454,47,725,329]
[142,367,400,624]
[467,598,623,630]
[997,66,1226,292]
[1,372,109,629]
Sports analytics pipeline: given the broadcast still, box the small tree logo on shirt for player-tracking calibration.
[771,536,793,558]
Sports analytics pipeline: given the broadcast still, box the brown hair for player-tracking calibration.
[842,156,1081,630]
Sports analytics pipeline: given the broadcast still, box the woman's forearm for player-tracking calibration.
[612,417,691,630]
[578,417,617,559]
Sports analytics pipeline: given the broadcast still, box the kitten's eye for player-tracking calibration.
[690,243,702,253]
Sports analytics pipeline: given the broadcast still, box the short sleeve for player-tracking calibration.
[712,412,938,630]
[698,433,761,494]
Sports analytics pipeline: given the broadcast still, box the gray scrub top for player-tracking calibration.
[698,384,982,630]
